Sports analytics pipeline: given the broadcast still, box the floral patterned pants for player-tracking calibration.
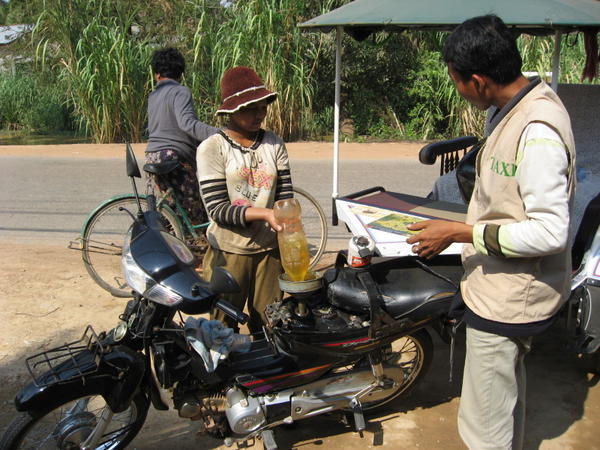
[145,149,208,225]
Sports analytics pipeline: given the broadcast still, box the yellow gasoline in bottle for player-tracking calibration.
[273,198,310,282]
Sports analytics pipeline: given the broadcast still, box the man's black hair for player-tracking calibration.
[442,14,522,85]
[151,47,185,80]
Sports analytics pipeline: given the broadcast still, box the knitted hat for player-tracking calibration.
[216,66,277,115]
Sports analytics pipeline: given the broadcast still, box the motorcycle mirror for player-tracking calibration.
[209,267,241,294]
[125,142,142,179]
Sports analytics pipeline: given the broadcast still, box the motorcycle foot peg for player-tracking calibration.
[260,429,278,450]
[350,399,366,434]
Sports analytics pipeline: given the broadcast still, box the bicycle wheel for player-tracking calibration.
[293,186,328,270]
[82,196,183,297]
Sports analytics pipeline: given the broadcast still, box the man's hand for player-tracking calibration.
[406,220,473,259]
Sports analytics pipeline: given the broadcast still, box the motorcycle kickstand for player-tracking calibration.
[346,354,396,435]
[347,380,385,436]
[348,397,366,436]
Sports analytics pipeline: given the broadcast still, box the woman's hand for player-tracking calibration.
[244,207,282,232]
[406,220,473,259]
[262,209,282,232]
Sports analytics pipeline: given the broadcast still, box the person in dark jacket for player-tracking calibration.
[145,47,219,224]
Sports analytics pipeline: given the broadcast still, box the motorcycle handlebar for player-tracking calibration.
[215,299,248,324]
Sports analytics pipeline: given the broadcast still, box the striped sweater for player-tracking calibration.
[196,130,293,254]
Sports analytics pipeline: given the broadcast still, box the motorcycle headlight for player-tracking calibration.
[162,231,195,265]
[121,232,183,306]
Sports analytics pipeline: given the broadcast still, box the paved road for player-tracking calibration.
[2,156,600,449]
[0,156,439,248]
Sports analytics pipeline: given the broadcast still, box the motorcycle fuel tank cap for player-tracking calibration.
[347,235,375,268]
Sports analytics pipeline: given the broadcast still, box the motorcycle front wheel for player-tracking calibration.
[0,391,149,450]
[360,329,433,411]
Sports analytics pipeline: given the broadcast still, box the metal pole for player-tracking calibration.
[551,30,562,92]
[332,26,342,226]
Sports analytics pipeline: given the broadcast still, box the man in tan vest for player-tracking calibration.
[407,15,575,450]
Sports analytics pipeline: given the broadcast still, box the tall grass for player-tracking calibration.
[402,31,597,140]
[65,19,151,142]
[0,74,35,130]
[520,33,600,85]
[402,33,486,140]
[18,1,598,142]
[33,0,151,142]
[187,0,334,141]
[0,71,71,133]
[29,0,335,142]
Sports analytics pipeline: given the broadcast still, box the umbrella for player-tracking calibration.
[300,0,600,31]
[298,0,600,221]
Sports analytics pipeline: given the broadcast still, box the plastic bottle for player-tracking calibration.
[273,198,310,282]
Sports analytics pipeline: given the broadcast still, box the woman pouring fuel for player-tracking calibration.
[196,66,295,333]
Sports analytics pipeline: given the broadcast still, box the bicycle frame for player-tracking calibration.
[155,187,208,240]
[79,194,162,232]
[79,193,181,239]
[80,190,207,243]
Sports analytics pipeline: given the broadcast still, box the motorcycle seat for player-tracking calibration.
[326,254,463,320]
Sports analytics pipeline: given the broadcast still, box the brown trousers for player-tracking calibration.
[203,246,283,334]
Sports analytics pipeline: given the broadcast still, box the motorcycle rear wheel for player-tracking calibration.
[360,329,433,411]
[0,391,149,450]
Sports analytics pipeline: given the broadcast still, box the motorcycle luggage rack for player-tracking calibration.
[25,325,106,388]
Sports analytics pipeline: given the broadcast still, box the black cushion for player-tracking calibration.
[326,255,463,319]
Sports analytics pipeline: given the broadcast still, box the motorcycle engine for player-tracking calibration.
[266,296,364,332]
[173,384,229,436]
[225,387,266,435]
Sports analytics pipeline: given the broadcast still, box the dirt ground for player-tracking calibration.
[1,142,599,449]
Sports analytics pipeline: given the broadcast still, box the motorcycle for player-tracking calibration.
[0,145,464,450]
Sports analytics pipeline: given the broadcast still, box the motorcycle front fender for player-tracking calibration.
[15,345,145,413]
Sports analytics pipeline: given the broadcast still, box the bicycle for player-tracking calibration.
[77,144,328,298]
